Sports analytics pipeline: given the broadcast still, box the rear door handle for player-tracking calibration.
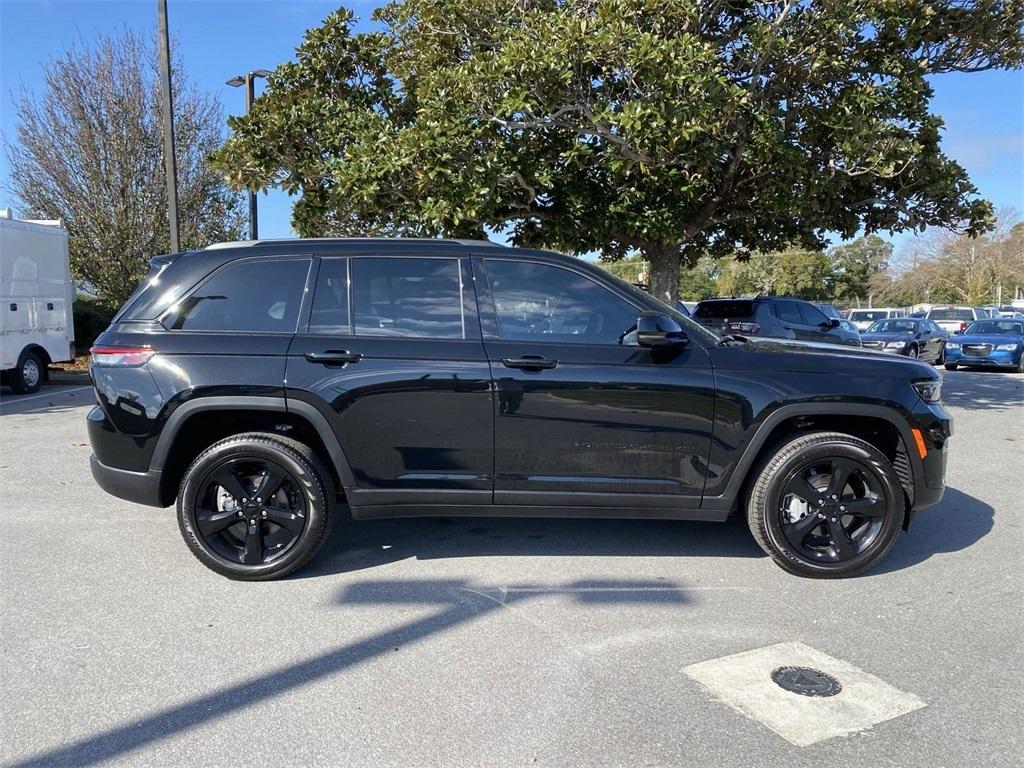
[501,356,558,370]
[305,350,362,365]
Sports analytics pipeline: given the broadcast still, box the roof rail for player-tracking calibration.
[203,237,508,251]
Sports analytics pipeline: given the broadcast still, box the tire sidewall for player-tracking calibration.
[13,350,43,394]
[178,438,328,579]
[760,439,904,577]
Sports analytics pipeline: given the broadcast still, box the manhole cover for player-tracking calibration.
[771,666,842,697]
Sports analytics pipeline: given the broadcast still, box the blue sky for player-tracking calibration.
[1,0,1022,252]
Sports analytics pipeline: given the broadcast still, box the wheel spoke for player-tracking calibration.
[828,519,855,559]
[264,504,304,534]
[243,521,264,565]
[211,466,249,503]
[782,512,822,548]
[197,508,240,536]
[824,459,853,500]
[844,495,885,517]
[254,465,287,503]
[784,474,821,503]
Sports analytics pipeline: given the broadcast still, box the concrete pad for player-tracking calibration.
[683,641,926,746]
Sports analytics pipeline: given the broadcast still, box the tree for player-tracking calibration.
[213,1,1024,302]
[5,30,244,306]
[830,234,894,305]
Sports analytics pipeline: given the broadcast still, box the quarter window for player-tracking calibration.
[484,260,639,344]
[351,257,463,338]
[164,258,310,333]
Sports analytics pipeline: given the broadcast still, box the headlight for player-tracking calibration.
[884,341,905,349]
[995,343,1019,351]
[913,379,942,404]
[945,342,960,349]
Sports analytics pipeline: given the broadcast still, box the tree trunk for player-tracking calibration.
[648,247,681,304]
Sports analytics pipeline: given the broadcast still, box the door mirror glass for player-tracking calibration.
[637,313,688,348]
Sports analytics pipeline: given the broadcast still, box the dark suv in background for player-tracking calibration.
[88,239,949,580]
[691,296,861,346]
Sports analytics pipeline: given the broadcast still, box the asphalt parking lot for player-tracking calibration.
[1,370,1022,768]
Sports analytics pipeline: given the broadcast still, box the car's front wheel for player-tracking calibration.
[178,432,334,580]
[944,363,958,371]
[747,432,905,578]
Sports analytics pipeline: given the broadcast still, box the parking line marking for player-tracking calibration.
[0,385,92,406]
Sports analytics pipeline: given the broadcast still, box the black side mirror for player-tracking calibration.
[637,313,688,348]
[829,318,841,328]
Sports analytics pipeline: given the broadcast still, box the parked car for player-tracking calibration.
[859,318,948,364]
[691,296,860,346]
[87,238,950,580]
[0,212,76,393]
[924,306,986,334]
[944,318,1024,372]
[847,307,906,332]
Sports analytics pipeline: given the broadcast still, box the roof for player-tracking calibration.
[204,237,508,251]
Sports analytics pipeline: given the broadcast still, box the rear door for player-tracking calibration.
[476,256,715,511]
[285,253,493,510]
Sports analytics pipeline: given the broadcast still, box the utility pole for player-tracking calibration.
[226,70,271,240]
[157,0,180,252]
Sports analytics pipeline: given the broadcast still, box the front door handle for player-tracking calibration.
[501,356,558,370]
[305,350,362,365]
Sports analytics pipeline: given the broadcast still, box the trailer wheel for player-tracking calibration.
[10,349,43,394]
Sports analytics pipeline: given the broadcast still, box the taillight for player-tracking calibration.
[90,345,156,367]
[726,322,760,334]
[960,321,968,331]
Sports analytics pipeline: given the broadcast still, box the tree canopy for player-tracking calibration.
[6,29,244,306]
[213,0,1024,301]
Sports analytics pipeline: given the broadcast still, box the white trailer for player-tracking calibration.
[0,211,76,393]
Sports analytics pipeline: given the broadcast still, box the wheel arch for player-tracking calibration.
[150,397,356,506]
[704,403,918,520]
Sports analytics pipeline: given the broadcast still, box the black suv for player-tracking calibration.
[88,239,950,580]
[692,296,862,346]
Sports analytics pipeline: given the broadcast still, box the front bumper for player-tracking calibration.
[906,401,952,516]
[945,348,1020,367]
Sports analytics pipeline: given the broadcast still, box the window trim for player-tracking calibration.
[479,256,645,346]
[349,255,467,341]
[158,255,313,335]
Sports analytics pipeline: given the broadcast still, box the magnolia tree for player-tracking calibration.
[213,1,1024,301]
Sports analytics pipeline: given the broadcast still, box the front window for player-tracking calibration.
[867,319,918,334]
[964,320,1024,336]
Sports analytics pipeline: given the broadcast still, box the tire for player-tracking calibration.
[747,431,905,578]
[1015,354,1024,374]
[934,345,945,366]
[944,363,958,371]
[10,349,43,394]
[178,432,334,580]
[907,345,918,359]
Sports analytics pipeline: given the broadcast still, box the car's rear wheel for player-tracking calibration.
[178,432,334,580]
[10,349,43,394]
[747,432,905,578]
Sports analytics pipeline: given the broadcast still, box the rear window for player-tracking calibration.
[693,300,754,319]
[849,310,888,322]
[928,308,974,320]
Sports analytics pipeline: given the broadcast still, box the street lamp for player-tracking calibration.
[226,69,272,240]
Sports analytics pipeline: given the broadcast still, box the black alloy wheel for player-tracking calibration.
[747,431,904,578]
[178,432,334,580]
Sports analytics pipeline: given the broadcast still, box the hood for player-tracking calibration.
[860,332,914,343]
[714,335,936,376]
[953,334,1023,345]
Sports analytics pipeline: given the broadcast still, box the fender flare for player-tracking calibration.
[149,396,357,492]
[702,401,918,512]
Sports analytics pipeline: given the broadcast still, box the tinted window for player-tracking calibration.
[868,319,918,333]
[928,308,974,320]
[165,258,309,333]
[799,302,829,326]
[485,260,638,344]
[964,320,1024,335]
[309,258,350,334]
[351,257,463,338]
[849,309,889,322]
[775,301,802,324]
[693,300,754,319]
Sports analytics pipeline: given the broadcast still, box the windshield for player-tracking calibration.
[964,320,1024,336]
[928,308,974,320]
[866,319,918,334]
[849,310,889,322]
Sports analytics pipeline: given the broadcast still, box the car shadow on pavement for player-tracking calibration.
[872,486,994,574]
[7,577,692,768]
[941,370,1024,411]
[296,511,766,578]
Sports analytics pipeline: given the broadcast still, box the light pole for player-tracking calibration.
[157,0,179,252]
[226,69,271,240]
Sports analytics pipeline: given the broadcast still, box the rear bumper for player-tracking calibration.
[90,454,167,508]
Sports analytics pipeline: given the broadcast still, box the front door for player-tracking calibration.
[286,254,493,511]
[475,257,716,512]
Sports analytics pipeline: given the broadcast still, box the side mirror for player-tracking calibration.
[637,313,688,348]
[829,318,841,328]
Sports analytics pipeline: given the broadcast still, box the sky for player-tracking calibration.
[1,0,1022,255]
